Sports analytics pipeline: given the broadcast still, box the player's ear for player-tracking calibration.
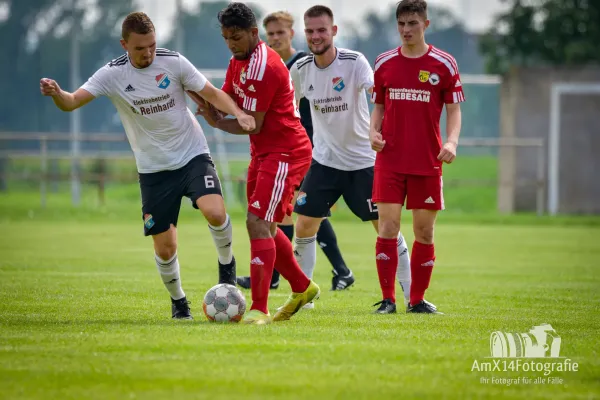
[424,19,430,29]
[119,39,127,52]
[332,25,338,37]
[290,28,295,39]
[251,27,259,39]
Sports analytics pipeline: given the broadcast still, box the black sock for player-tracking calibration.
[317,219,350,276]
[279,224,294,242]
[271,225,294,286]
[218,257,236,285]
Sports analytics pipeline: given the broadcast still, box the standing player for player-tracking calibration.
[40,12,255,320]
[197,3,319,325]
[235,10,354,293]
[371,0,464,314]
[289,5,413,312]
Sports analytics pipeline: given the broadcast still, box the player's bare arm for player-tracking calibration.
[437,102,461,164]
[215,110,265,135]
[40,79,95,112]
[191,81,255,131]
[369,103,386,152]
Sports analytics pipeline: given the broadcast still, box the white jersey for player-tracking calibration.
[290,48,375,171]
[81,48,210,173]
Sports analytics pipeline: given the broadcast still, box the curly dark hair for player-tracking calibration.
[218,2,257,30]
[396,0,428,20]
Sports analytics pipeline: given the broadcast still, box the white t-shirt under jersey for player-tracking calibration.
[81,48,209,173]
[290,48,375,171]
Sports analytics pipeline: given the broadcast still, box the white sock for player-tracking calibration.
[397,232,411,304]
[294,235,317,279]
[208,214,234,265]
[155,253,185,300]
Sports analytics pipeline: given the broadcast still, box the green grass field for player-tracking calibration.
[1,186,599,400]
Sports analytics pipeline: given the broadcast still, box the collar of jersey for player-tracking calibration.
[313,47,339,71]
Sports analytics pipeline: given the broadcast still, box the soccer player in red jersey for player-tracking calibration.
[370,0,465,314]
[196,2,320,324]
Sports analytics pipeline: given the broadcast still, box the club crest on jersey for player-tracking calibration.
[429,73,440,85]
[155,73,170,89]
[332,77,345,92]
[240,67,247,84]
[418,70,431,83]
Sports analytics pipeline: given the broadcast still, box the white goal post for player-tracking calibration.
[548,83,600,216]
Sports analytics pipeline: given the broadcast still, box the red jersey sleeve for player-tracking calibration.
[372,66,385,105]
[221,58,234,96]
[442,65,465,104]
[243,61,280,112]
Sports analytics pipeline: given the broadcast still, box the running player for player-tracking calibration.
[40,12,255,320]
[196,2,320,324]
[235,10,354,292]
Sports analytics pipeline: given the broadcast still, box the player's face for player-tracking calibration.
[221,27,259,60]
[304,15,337,56]
[397,13,429,46]
[120,32,156,69]
[265,20,294,53]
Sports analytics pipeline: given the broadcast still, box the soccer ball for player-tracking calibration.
[202,283,246,323]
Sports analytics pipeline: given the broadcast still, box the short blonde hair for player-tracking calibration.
[263,11,294,29]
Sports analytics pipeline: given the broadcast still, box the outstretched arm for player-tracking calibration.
[40,78,95,112]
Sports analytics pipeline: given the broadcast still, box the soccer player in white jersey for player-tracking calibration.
[290,5,412,313]
[39,12,255,320]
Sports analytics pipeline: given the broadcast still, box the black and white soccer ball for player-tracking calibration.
[202,283,246,323]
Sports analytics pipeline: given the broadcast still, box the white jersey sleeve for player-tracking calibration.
[355,54,374,92]
[289,61,303,103]
[179,54,207,92]
[81,64,113,97]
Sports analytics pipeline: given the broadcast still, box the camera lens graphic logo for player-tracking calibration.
[490,324,562,358]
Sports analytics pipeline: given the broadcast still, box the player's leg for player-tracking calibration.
[140,170,191,319]
[317,217,353,291]
[371,168,406,314]
[242,158,318,324]
[258,157,320,321]
[236,191,299,291]
[273,191,299,288]
[405,175,444,314]
[184,154,236,286]
[294,161,343,285]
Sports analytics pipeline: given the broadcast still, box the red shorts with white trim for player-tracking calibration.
[246,156,311,223]
[372,169,445,211]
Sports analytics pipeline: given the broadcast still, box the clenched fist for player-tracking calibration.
[40,78,61,96]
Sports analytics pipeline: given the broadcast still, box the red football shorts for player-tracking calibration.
[372,169,445,211]
[246,156,311,222]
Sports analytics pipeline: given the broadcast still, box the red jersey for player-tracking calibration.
[372,45,465,176]
[222,41,312,161]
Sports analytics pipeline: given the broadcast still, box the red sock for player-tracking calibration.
[410,241,435,306]
[274,228,310,293]
[375,237,398,303]
[249,237,276,314]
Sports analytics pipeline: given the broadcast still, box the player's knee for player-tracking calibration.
[378,218,400,239]
[413,225,434,244]
[155,241,177,261]
[295,215,321,237]
[246,213,272,239]
[204,210,226,227]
